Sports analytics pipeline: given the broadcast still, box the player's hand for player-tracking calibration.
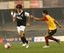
[26,23,30,26]
[11,11,14,16]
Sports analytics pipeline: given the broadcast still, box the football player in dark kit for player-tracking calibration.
[11,4,31,48]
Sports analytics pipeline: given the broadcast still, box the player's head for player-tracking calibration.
[42,10,48,16]
[16,4,22,12]
[16,4,22,9]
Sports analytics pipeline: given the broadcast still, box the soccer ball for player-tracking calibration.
[4,43,11,49]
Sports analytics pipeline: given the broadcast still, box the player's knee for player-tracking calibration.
[20,33,23,37]
[45,35,49,38]
[18,31,24,36]
[46,35,51,39]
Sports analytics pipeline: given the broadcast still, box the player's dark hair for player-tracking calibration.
[42,10,48,14]
[16,4,22,9]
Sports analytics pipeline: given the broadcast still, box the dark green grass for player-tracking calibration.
[0,42,64,53]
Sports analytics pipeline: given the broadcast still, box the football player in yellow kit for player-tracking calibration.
[31,10,62,48]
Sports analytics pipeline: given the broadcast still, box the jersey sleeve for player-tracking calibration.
[25,12,30,17]
[41,16,48,21]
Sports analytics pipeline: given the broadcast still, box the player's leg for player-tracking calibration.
[20,26,29,44]
[49,36,60,44]
[43,29,60,48]
[48,29,60,44]
[20,31,29,47]
[43,33,49,48]
[17,26,25,44]
[21,33,29,48]
[23,33,28,44]
[17,26,29,48]
[22,33,29,48]
[17,26,24,43]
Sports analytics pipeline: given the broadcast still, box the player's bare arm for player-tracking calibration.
[54,19,62,28]
[11,11,16,22]
[26,15,31,26]
[31,15,42,21]
[13,17,16,22]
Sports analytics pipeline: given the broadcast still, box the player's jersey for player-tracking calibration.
[42,15,57,30]
[13,10,29,26]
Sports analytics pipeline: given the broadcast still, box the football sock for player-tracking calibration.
[23,34,28,44]
[20,37,25,43]
[20,34,28,44]
[49,36,58,42]
[23,36,28,44]
[45,37,49,46]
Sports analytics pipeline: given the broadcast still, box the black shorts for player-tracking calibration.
[48,29,57,36]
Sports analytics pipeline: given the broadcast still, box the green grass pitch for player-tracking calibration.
[0,42,64,53]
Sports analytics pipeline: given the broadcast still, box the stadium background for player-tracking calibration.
[0,0,64,42]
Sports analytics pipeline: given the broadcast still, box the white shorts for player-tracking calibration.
[17,26,26,33]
